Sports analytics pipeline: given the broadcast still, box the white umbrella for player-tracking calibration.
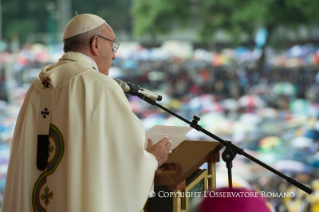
[163,116,188,127]
[239,113,261,124]
[273,160,309,173]
[199,112,225,128]
[147,71,165,81]
[193,49,212,61]
[0,100,8,111]
[108,66,124,78]
[311,152,319,160]
[248,84,271,95]
[290,136,313,149]
[257,107,278,119]
[189,95,223,113]
[141,114,166,129]
[221,98,238,111]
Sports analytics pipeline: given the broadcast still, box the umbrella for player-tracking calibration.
[185,129,210,140]
[238,95,266,108]
[147,71,165,81]
[161,40,193,59]
[129,101,146,114]
[162,98,181,111]
[149,48,169,61]
[0,148,10,175]
[141,114,166,130]
[272,82,296,96]
[304,129,319,140]
[290,136,313,149]
[288,44,318,57]
[199,112,225,129]
[289,99,314,115]
[0,176,6,191]
[256,152,281,164]
[128,96,148,114]
[273,160,311,173]
[193,49,212,61]
[235,47,250,56]
[163,116,188,127]
[197,112,236,135]
[0,41,7,51]
[108,66,124,78]
[248,84,271,95]
[189,94,215,109]
[202,101,223,113]
[189,94,223,113]
[259,136,282,149]
[239,113,261,125]
[0,100,8,112]
[221,98,238,111]
[257,107,278,119]
[122,59,138,69]
[307,152,319,167]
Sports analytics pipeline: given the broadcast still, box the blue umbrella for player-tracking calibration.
[304,129,319,140]
[0,176,6,191]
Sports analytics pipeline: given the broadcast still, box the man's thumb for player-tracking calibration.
[147,138,153,148]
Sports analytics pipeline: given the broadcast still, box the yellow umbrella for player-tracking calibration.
[259,136,282,149]
[162,98,181,111]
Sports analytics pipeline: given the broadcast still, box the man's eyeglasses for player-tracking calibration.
[96,35,120,53]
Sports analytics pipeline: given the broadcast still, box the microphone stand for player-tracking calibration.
[137,93,313,194]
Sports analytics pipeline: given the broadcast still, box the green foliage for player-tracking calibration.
[1,0,319,46]
[132,0,319,45]
[71,0,132,32]
[1,0,132,43]
[2,0,47,42]
[287,0,319,23]
[132,0,192,36]
[197,0,311,43]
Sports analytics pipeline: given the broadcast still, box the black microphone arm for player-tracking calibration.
[135,94,313,195]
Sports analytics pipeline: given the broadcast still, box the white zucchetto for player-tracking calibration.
[63,14,106,41]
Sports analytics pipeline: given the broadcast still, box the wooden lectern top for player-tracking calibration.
[154,140,223,187]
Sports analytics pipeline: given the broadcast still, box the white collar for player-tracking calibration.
[77,52,99,72]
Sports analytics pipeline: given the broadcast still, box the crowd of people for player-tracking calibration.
[1,40,319,211]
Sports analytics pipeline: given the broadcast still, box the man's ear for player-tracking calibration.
[90,35,100,56]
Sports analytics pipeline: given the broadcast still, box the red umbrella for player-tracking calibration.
[238,95,266,108]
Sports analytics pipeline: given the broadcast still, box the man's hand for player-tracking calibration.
[146,137,172,167]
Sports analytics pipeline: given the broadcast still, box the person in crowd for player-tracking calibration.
[2,13,171,212]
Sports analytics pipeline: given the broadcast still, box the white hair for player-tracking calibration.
[63,24,107,53]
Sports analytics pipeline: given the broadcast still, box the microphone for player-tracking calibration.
[114,79,163,101]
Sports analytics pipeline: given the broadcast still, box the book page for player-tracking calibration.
[145,125,193,150]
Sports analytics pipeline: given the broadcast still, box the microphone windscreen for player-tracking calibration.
[114,79,130,92]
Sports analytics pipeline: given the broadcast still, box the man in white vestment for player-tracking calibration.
[2,14,172,212]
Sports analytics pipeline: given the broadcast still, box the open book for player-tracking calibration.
[145,125,193,151]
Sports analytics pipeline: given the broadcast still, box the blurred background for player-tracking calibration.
[1,0,319,211]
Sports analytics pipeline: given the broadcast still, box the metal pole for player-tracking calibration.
[57,0,71,40]
[4,63,14,105]
[0,0,2,41]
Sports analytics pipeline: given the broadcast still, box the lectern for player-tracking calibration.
[145,140,223,212]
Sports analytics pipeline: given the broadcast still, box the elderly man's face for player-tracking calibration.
[98,24,117,75]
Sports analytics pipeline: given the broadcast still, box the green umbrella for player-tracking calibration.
[272,82,296,96]
[289,99,311,114]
